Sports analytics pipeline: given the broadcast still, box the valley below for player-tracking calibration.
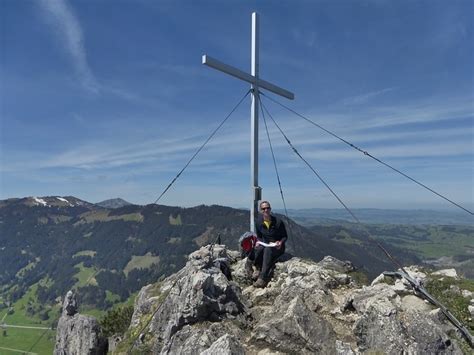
[0,196,472,353]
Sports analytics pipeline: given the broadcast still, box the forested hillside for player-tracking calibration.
[3,195,465,318]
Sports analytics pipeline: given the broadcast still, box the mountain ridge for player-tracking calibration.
[0,196,419,311]
[1,195,473,353]
[96,198,133,209]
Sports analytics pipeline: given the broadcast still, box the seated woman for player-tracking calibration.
[252,200,287,288]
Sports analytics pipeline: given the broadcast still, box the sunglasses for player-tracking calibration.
[261,207,271,210]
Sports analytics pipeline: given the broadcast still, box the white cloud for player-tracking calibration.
[279,94,474,133]
[39,0,99,93]
[341,88,395,106]
[3,97,472,173]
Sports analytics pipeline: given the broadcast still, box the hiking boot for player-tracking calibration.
[252,270,260,281]
[253,278,267,288]
[245,259,254,278]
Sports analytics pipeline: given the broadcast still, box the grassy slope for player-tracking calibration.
[0,283,57,354]
[0,281,137,355]
[73,262,98,286]
[124,253,160,276]
[0,328,55,355]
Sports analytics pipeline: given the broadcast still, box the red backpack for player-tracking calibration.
[239,232,257,254]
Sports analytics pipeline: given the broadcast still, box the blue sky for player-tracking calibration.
[1,0,473,211]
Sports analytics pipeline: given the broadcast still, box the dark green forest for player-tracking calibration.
[1,196,472,321]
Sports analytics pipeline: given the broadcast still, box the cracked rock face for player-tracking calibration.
[128,245,247,354]
[54,290,107,355]
[251,295,337,354]
[121,246,465,354]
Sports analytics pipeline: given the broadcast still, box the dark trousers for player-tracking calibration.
[253,245,285,281]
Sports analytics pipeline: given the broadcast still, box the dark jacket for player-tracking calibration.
[255,214,288,244]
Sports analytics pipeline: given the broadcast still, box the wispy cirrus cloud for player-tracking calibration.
[296,93,473,133]
[2,92,472,175]
[38,0,99,93]
[341,87,395,106]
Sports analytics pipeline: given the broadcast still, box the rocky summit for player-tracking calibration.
[55,245,470,354]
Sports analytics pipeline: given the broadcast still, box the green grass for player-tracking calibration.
[105,290,121,303]
[124,291,138,306]
[0,328,55,355]
[15,259,39,278]
[333,230,363,245]
[72,250,96,258]
[73,262,98,287]
[80,307,105,319]
[0,281,57,355]
[401,232,474,258]
[348,270,370,285]
[0,283,139,355]
[425,276,474,332]
[372,225,474,259]
[169,214,182,225]
[1,285,45,326]
[124,253,160,276]
[75,210,144,225]
[81,291,138,320]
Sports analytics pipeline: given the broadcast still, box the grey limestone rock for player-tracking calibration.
[251,295,337,354]
[433,268,459,278]
[54,290,107,355]
[129,245,247,354]
[317,255,355,273]
[351,282,462,354]
[200,333,245,355]
[159,322,244,355]
[404,310,461,354]
[336,340,355,355]
[119,246,467,355]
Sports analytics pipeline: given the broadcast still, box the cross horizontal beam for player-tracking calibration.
[202,55,294,100]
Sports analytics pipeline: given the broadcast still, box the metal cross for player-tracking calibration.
[203,12,294,232]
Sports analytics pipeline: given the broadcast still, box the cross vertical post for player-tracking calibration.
[250,12,259,232]
[202,12,294,232]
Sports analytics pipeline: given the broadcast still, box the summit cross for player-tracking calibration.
[202,12,295,232]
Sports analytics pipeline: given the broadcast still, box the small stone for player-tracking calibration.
[201,334,245,355]
[330,306,342,315]
[318,255,355,273]
[432,269,458,278]
[371,273,386,286]
[404,266,427,282]
[468,305,474,317]
[401,295,431,312]
[336,340,354,355]
[393,279,409,292]
[449,285,461,294]
[429,308,447,322]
